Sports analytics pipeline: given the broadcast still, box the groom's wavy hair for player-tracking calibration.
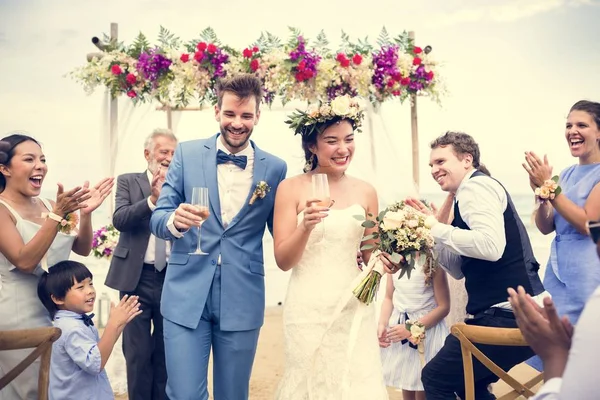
[0,133,41,192]
[216,74,263,112]
[430,131,491,176]
[570,100,600,149]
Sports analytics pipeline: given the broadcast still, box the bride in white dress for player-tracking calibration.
[273,97,395,399]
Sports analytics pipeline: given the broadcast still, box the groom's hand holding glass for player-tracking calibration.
[173,203,209,231]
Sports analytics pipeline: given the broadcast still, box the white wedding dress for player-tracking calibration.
[276,204,388,400]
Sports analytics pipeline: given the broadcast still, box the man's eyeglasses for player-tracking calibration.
[587,220,600,244]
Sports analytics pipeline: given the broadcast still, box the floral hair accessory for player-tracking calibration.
[285,94,366,137]
[249,181,270,205]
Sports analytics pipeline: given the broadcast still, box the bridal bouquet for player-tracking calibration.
[353,201,438,305]
[92,224,120,260]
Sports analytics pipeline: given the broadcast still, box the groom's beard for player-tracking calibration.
[220,126,253,151]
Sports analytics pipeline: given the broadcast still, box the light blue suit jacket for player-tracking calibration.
[150,134,287,331]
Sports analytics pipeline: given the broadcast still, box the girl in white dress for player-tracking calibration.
[378,261,450,400]
[273,97,400,399]
[0,134,113,399]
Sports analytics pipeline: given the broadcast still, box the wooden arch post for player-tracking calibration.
[409,31,420,192]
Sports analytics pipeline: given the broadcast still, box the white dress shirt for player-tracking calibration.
[146,170,170,261]
[531,286,600,399]
[167,137,254,237]
[431,169,548,309]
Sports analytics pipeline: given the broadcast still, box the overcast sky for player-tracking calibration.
[1,0,599,206]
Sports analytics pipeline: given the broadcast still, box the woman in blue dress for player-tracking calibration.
[523,100,600,369]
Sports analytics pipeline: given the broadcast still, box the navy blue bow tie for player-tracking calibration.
[80,313,95,327]
[217,149,247,170]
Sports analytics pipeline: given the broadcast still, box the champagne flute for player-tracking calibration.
[189,187,210,255]
[311,174,330,240]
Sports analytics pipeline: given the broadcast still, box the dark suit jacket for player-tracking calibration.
[105,171,154,292]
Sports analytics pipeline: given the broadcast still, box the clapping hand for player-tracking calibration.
[522,151,553,191]
[108,295,142,332]
[53,183,91,216]
[80,178,114,215]
[150,167,166,204]
[508,286,572,373]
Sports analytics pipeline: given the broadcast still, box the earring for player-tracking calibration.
[304,153,316,173]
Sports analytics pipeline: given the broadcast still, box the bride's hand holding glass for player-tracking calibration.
[301,198,329,232]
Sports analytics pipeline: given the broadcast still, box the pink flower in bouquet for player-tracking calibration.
[180,53,190,63]
[111,64,123,75]
[126,73,137,85]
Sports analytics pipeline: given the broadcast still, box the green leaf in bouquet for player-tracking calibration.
[199,27,221,46]
[390,252,402,264]
[353,214,366,221]
[398,267,408,279]
[362,233,378,241]
[378,210,386,221]
[360,243,376,251]
[361,220,377,228]
[376,26,391,47]
[386,232,395,240]
[418,252,427,266]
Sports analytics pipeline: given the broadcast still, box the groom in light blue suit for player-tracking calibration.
[149,74,287,400]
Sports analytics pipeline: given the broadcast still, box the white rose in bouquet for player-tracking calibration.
[382,210,405,230]
[409,323,426,338]
[330,95,351,116]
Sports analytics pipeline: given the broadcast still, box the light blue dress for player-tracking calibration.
[529,163,600,371]
[0,198,75,400]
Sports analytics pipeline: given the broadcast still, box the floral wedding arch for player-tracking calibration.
[72,24,444,218]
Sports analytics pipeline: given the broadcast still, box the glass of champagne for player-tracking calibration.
[189,187,210,255]
[311,173,330,240]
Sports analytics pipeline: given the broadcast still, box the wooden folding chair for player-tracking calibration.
[0,327,62,400]
[451,323,543,400]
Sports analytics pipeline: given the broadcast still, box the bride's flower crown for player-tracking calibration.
[285,95,366,137]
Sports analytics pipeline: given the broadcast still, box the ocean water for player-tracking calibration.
[75,192,553,309]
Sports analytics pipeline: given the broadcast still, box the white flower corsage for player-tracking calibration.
[249,181,270,205]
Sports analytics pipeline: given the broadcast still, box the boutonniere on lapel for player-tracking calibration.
[249,181,271,205]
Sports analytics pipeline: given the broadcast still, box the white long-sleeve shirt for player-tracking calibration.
[431,169,549,308]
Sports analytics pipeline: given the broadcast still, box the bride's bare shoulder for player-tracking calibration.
[348,176,376,194]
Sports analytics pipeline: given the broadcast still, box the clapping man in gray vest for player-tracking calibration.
[105,129,177,400]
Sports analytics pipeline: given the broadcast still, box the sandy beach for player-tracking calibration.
[115,306,541,400]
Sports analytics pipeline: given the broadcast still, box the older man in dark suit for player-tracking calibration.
[105,128,177,400]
